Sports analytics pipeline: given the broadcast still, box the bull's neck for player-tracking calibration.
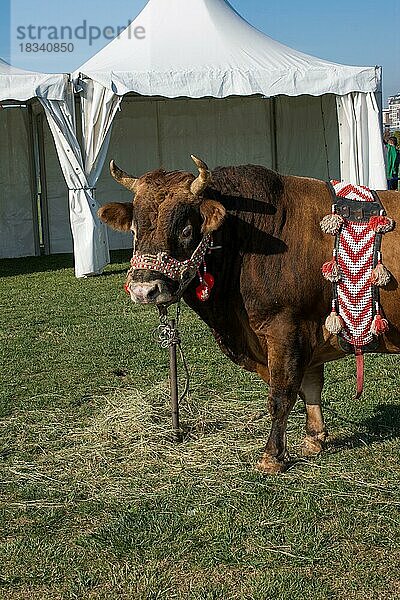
[183,196,287,324]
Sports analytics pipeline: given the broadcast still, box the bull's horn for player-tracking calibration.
[190,155,211,196]
[110,160,139,193]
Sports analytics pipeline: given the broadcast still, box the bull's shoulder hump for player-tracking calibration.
[282,174,330,195]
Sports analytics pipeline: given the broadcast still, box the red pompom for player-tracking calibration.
[322,258,341,282]
[368,216,395,233]
[370,313,389,336]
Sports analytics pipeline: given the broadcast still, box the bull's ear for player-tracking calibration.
[200,199,226,234]
[98,202,133,232]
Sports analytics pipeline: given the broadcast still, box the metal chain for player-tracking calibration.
[156,320,181,349]
[154,303,190,404]
[155,303,181,347]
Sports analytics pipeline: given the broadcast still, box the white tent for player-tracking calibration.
[0,58,66,103]
[23,0,387,275]
[0,59,68,258]
[79,0,380,99]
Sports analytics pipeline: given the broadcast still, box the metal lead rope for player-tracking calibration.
[154,303,190,405]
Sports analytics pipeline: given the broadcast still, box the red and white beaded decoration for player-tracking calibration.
[129,234,212,281]
[321,181,394,348]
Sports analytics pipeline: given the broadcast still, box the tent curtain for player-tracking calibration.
[80,79,122,182]
[40,81,121,277]
[0,107,36,258]
[336,92,386,189]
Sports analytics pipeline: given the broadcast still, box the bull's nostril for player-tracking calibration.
[146,283,160,301]
[130,281,167,304]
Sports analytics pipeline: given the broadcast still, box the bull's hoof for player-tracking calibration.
[300,433,327,457]
[256,455,287,475]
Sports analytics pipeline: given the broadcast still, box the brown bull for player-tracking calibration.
[99,156,400,474]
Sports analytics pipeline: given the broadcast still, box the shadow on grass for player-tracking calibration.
[326,403,400,452]
[0,250,131,278]
[101,268,129,277]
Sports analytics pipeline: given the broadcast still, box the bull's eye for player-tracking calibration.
[182,225,193,239]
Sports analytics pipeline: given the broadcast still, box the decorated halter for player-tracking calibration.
[111,154,217,303]
[126,233,215,301]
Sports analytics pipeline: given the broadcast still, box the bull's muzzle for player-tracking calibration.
[126,280,163,304]
[125,234,213,306]
[125,274,178,305]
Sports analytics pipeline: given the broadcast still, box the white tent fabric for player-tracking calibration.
[0,57,119,273]
[40,81,121,276]
[0,58,67,102]
[337,93,387,189]
[107,94,339,177]
[42,117,74,254]
[49,93,341,253]
[78,0,380,99]
[0,59,68,259]
[64,0,386,275]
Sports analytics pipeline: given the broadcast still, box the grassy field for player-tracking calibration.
[1,252,400,600]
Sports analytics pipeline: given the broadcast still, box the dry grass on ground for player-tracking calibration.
[1,253,400,599]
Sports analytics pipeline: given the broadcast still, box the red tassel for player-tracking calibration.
[355,348,364,399]
[368,215,395,233]
[370,313,389,336]
[322,253,341,282]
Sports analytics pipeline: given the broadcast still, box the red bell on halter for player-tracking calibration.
[196,282,211,302]
[203,273,215,290]
[195,260,215,302]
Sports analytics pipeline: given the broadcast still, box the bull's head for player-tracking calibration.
[98,156,226,306]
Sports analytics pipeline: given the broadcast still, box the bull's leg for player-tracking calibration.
[256,327,306,474]
[298,364,328,456]
[256,386,298,474]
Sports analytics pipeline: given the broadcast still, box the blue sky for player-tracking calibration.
[1,0,399,104]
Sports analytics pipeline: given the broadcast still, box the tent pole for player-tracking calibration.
[27,103,40,256]
[36,111,51,255]
[375,74,383,138]
[270,97,278,171]
[155,100,163,167]
[320,96,331,180]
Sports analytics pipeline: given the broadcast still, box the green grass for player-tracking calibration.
[1,252,400,600]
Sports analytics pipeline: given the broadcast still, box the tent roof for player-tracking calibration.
[77,0,381,99]
[0,58,68,102]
